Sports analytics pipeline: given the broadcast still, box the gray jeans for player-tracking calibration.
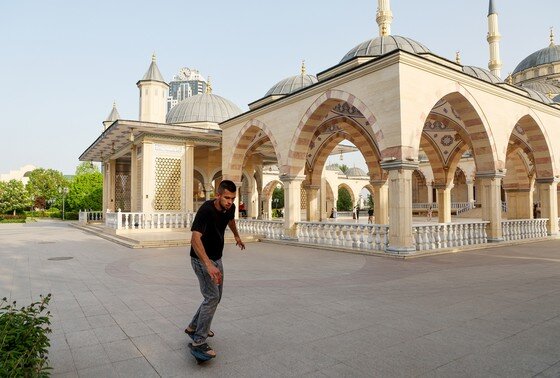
[189,257,223,344]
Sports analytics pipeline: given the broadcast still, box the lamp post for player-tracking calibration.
[58,187,68,220]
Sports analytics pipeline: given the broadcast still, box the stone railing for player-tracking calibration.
[236,219,284,240]
[105,211,194,230]
[501,219,548,241]
[413,222,489,251]
[502,202,508,213]
[412,203,438,210]
[455,202,475,215]
[296,222,389,252]
[78,211,104,224]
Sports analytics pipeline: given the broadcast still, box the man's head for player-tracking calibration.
[215,180,237,211]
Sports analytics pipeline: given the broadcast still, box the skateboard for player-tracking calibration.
[188,343,215,364]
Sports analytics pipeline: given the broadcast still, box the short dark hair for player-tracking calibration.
[217,180,237,194]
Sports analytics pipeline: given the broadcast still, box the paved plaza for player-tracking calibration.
[2,220,560,377]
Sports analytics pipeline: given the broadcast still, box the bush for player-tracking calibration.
[0,214,27,223]
[0,294,53,376]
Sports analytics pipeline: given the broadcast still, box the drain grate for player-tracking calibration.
[47,257,73,261]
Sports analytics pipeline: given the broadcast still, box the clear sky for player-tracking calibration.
[1,0,559,175]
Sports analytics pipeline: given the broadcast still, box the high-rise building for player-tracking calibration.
[167,67,207,112]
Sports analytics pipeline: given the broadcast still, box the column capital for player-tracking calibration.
[380,159,419,171]
[280,175,305,183]
[370,179,388,187]
[303,184,320,190]
[503,188,531,193]
[475,170,506,179]
[535,177,559,184]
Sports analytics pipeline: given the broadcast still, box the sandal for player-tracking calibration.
[189,342,216,359]
[185,327,214,338]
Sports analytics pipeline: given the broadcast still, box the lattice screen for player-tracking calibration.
[115,174,131,211]
[137,157,142,210]
[300,186,307,210]
[154,157,182,211]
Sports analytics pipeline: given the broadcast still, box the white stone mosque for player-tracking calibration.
[79,0,560,254]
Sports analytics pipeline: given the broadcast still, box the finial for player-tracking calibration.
[550,27,555,46]
[301,60,306,75]
[206,76,212,94]
[151,53,156,62]
[112,101,117,108]
[506,73,512,84]
[455,51,461,65]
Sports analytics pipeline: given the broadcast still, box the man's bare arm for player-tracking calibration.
[228,219,245,250]
[191,231,222,283]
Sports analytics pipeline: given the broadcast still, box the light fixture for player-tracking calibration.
[129,129,134,142]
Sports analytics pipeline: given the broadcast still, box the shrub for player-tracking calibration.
[0,294,53,376]
[0,214,27,223]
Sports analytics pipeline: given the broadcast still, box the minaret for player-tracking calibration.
[376,0,393,37]
[136,53,169,123]
[103,102,120,130]
[487,0,502,78]
[550,27,555,47]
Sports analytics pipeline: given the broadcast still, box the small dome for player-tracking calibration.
[166,93,243,124]
[346,167,367,177]
[522,88,553,104]
[325,164,344,174]
[513,44,560,74]
[462,66,502,84]
[265,74,318,96]
[519,81,560,95]
[553,94,560,103]
[340,35,431,64]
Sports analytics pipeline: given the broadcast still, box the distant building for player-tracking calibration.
[0,165,36,185]
[167,67,208,112]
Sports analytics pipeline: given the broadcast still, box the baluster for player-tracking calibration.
[433,224,441,249]
[466,223,472,245]
[415,227,423,251]
[374,226,381,250]
[457,224,464,247]
[343,225,351,247]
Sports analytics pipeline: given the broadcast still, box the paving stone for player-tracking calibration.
[70,344,111,370]
[102,339,143,362]
[112,357,159,378]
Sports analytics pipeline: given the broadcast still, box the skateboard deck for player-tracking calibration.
[188,343,215,364]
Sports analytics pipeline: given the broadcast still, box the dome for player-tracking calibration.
[519,81,560,95]
[325,164,344,174]
[166,93,243,124]
[346,167,367,177]
[462,66,502,84]
[522,88,553,104]
[340,35,431,64]
[513,44,560,74]
[265,74,318,96]
[553,94,560,103]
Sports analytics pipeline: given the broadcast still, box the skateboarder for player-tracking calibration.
[185,180,245,361]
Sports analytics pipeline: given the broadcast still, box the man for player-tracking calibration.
[185,180,245,359]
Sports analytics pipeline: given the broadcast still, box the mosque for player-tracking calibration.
[79,0,560,254]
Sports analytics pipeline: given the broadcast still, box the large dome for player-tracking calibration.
[513,44,560,74]
[519,81,560,95]
[166,93,243,124]
[265,74,318,97]
[340,35,431,64]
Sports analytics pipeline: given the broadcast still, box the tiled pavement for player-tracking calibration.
[2,219,560,377]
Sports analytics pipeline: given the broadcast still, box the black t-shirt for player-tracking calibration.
[190,200,235,261]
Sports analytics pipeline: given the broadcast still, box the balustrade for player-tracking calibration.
[413,222,489,251]
[501,219,548,241]
[295,222,389,252]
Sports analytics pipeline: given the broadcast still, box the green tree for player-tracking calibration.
[367,193,374,208]
[26,168,67,209]
[66,170,103,212]
[337,187,352,211]
[272,186,284,209]
[0,180,32,215]
[75,161,99,176]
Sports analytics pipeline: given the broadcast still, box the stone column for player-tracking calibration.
[232,181,242,219]
[537,178,559,235]
[141,141,154,212]
[107,159,117,211]
[466,180,475,205]
[305,185,320,222]
[184,142,195,212]
[130,146,138,212]
[427,182,434,204]
[435,184,452,223]
[380,160,418,254]
[477,173,504,242]
[281,175,304,238]
[371,179,389,225]
[204,182,213,200]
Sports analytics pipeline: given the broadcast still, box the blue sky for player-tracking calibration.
[1,0,559,175]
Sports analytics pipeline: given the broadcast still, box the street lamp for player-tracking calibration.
[58,187,69,220]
